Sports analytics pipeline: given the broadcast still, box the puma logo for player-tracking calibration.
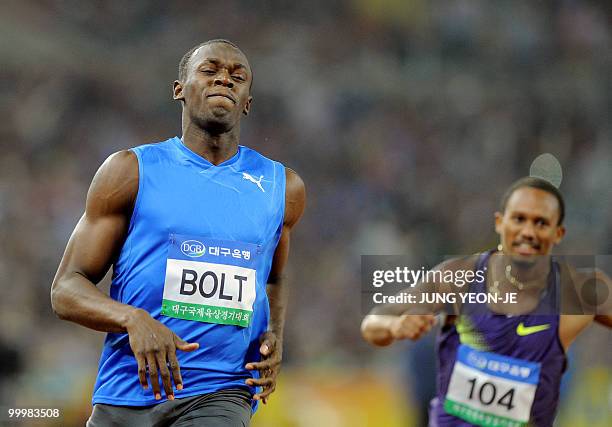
[242,172,265,193]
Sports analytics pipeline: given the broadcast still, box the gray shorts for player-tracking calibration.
[87,388,252,427]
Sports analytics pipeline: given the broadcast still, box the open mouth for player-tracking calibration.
[512,242,540,255]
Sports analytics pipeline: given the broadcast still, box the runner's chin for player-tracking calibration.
[510,249,542,266]
[511,254,538,266]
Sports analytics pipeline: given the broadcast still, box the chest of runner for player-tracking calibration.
[161,234,262,327]
[445,344,541,427]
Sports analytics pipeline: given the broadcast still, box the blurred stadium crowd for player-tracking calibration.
[1,0,611,425]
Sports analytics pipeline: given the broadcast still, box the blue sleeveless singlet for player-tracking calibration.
[92,137,286,407]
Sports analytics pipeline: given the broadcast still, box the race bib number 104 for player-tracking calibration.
[444,345,541,427]
[161,234,261,327]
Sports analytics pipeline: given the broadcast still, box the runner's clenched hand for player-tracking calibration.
[391,314,436,341]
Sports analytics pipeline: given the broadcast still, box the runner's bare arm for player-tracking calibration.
[564,266,612,320]
[361,256,477,346]
[51,150,139,331]
[51,150,197,400]
[594,315,612,327]
[245,167,305,402]
[592,269,612,327]
[559,268,612,350]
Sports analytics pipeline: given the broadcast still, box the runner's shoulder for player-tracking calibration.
[284,167,305,228]
[87,150,138,215]
[558,260,612,288]
[96,150,138,187]
[574,267,611,285]
[285,167,305,196]
[104,149,138,172]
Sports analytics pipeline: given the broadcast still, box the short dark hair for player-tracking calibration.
[178,39,245,82]
[500,177,565,225]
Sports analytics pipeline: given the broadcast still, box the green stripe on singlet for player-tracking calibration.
[456,316,489,351]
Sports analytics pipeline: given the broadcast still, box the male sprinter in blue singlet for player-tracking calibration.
[362,177,612,426]
[51,39,305,426]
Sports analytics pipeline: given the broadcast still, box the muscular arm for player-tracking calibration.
[361,256,476,346]
[50,150,140,331]
[558,268,612,350]
[51,151,198,400]
[266,168,306,338]
[594,315,612,327]
[245,167,305,401]
[585,269,612,327]
[592,269,612,326]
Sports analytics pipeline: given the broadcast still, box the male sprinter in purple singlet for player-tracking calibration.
[51,39,305,426]
[362,177,612,426]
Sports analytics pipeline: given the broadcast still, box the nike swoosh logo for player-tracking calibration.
[516,322,551,336]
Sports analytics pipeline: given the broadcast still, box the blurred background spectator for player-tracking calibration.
[1,1,610,425]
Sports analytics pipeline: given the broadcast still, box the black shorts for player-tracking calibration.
[87,388,252,427]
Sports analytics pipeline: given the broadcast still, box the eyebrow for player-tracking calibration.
[198,58,248,72]
[510,210,553,222]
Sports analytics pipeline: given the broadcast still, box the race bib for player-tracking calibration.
[444,344,541,427]
[161,234,260,327]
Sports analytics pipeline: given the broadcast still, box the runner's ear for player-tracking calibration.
[243,96,253,116]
